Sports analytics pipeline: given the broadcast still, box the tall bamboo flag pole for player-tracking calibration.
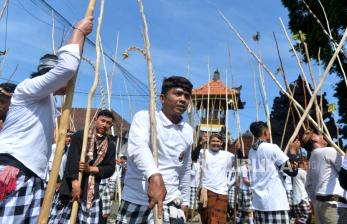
[109,32,123,203]
[218,10,343,154]
[254,35,272,142]
[136,1,161,223]
[70,0,103,223]
[272,32,304,125]
[38,1,97,223]
[284,27,347,154]
[280,83,299,149]
[258,66,272,143]
[0,0,9,20]
[225,70,229,151]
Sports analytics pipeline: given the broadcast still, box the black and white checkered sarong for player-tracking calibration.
[117,200,185,224]
[48,194,100,224]
[227,186,236,208]
[293,200,311,223]
[100,179,112,215]
[189,187,198,209]
[254,210,289,224]
[238,188,252,211]
[0,165,44,224]
[116,200,151,224]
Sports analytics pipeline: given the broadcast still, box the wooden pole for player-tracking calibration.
[0,0,9,20]
[70,0,103,223]
[38,1,97,223]
[137,1,161,223]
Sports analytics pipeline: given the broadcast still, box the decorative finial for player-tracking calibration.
[213,69,220,81]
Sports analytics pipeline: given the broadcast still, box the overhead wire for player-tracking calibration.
[21,0,150,97]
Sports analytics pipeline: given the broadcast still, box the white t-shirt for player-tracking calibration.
[0,44,80,179]
[249,142,289,211]
[227,167,237,188]
[292,168,309,205]
[239,164,250,190]
[305,147,344,203]
[190,162,200,187]
[122,110,193,206]
[200,149,234,195]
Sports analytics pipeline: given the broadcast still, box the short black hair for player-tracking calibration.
[249,121,268,139]
[210,133,224,142]
[31,54,58,78]
[301,129,320,152]
[97,109,115,121]
[0,82,17,95]
[161,76,193,95]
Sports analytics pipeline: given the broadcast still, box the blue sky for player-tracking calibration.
[0,0,340,139]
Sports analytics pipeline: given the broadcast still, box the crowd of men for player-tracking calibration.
[0,16,347,224]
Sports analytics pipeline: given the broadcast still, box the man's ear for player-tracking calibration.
[160,94,165,104]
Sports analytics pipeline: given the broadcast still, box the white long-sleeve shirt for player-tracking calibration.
[199,149,234,195]
[0,44,80,179]
[122,110,193,206]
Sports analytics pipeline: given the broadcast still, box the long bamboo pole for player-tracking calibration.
[280,83,298,149]
[284,27,347,154]
[0,0,9,20]
[258,65,272,143]
[225,70,229,151]
[137,1,161,223]
[218,10,343,155]
[70,0,103,223]
[109,33,123,203]
[273,32,303,123]
[38,1,97,223]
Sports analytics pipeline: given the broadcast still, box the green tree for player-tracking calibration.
[281,0,347,140]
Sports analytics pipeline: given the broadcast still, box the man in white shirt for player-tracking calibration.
[301,129,346,224]
[339,154,347,192]
[292,161,312,224]
[46,130,74,185]
[238,160,253,224]
[0,82,16,131]
[248,121,299,224]
[227,164,237,222]
[0,17,93,223]
[198,133,235,224]
[116,76,193,224]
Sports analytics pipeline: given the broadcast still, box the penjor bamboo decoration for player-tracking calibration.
[70,0,104,223]
[38,1,97,223]
[137,0,161,223]
[218,10,343,155]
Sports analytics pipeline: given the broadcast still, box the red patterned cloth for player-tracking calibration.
[0,166,19,201]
